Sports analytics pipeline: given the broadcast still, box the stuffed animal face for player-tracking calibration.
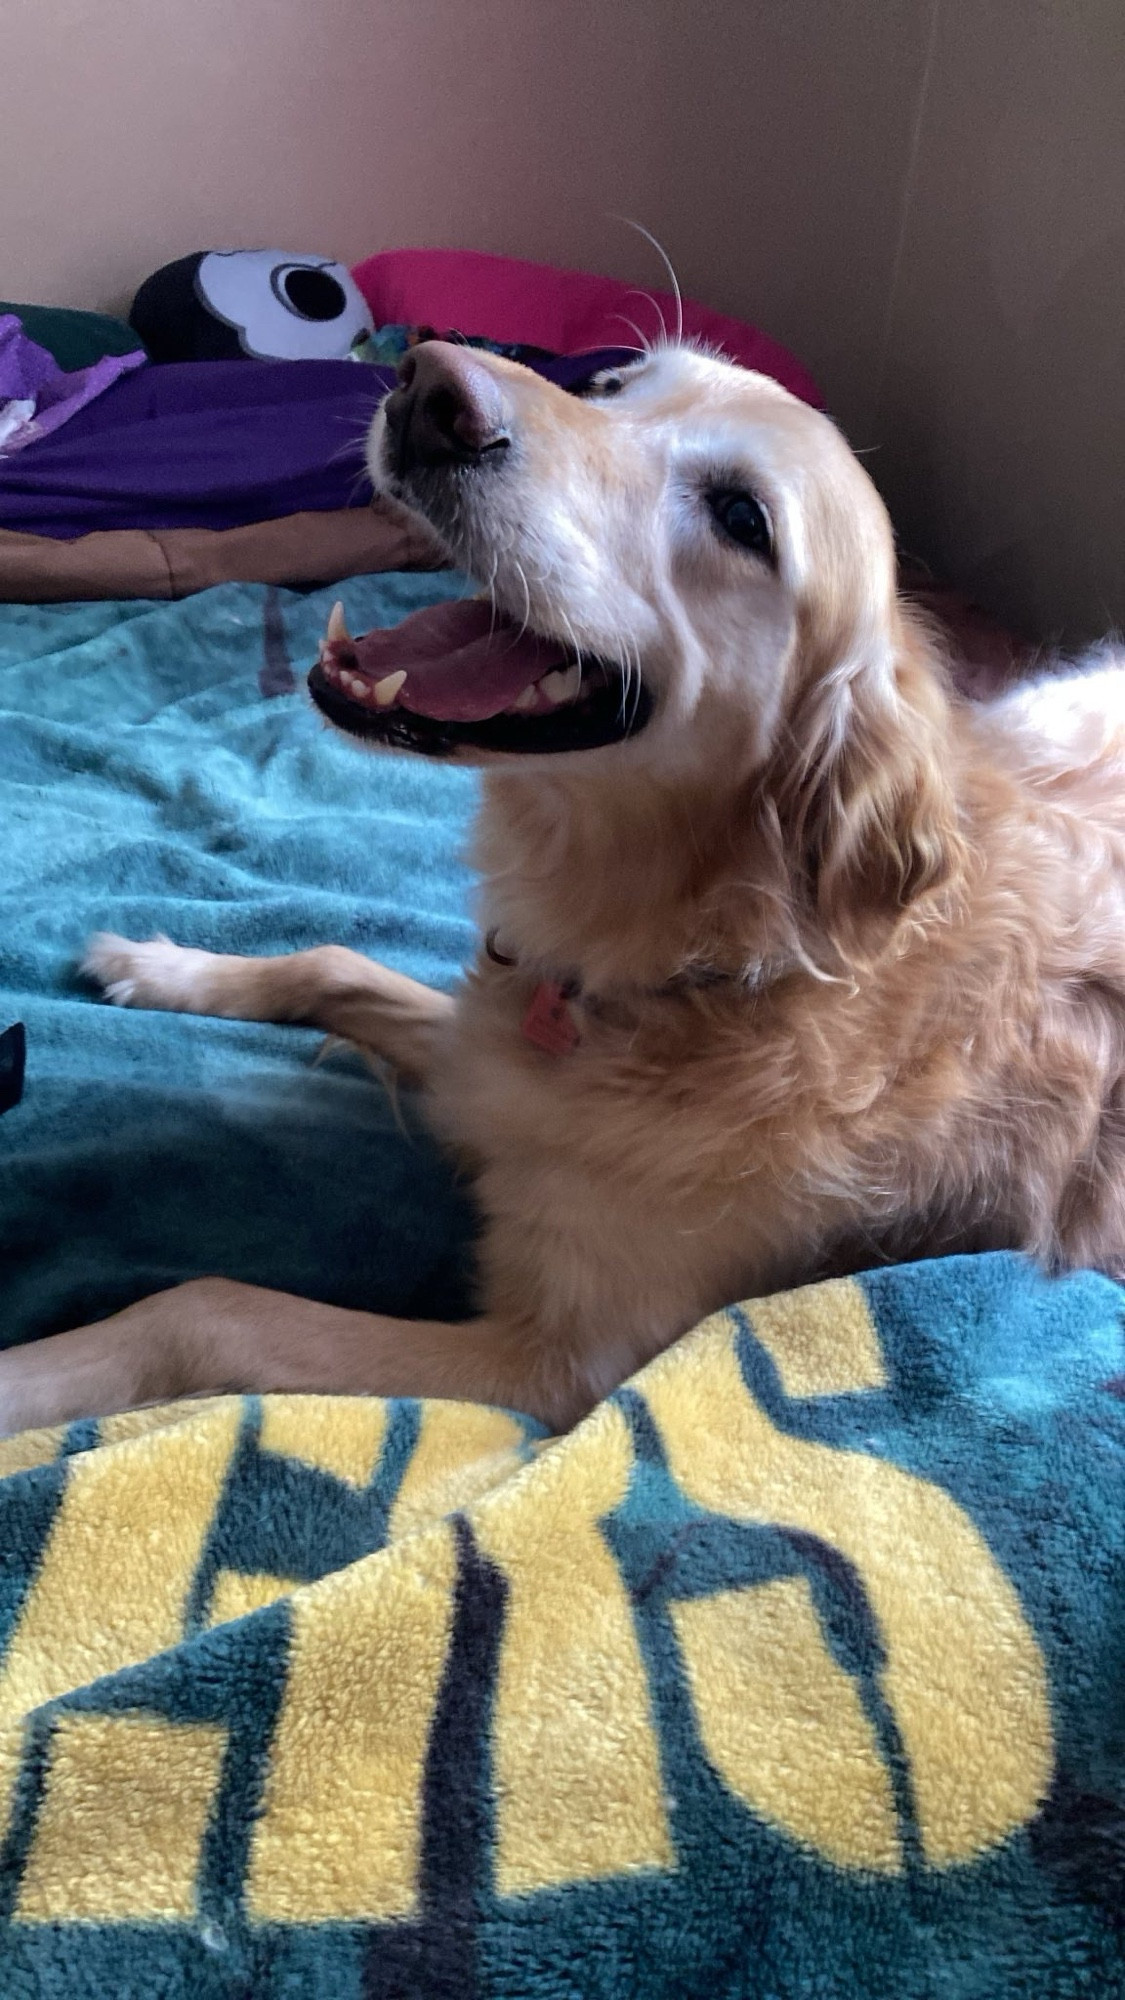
[130,250,374,363]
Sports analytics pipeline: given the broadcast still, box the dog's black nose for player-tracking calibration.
[383,339,511,474]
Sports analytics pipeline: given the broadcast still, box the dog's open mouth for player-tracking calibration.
[307,599,652,757]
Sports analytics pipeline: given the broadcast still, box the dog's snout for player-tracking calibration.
[383,340,511,475]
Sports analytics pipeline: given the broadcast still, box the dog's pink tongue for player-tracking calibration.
[350,600,569,721]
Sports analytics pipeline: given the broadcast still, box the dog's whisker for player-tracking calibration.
[612,216,685,345]
[623,638,644,732]
[616,642,634,727]
[326,434,372,468]
[608,312,655,355]
[556,607,586,687]
[623,289,672,347]
[624,647,639,730]
[342,468,373,508]
[512,561,533,647]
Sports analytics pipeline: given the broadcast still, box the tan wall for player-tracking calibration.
[0,0,926,439]
[1,0,1120,640]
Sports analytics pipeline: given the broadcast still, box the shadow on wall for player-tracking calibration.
[876,226,1125,648]
[871,0,1124,647]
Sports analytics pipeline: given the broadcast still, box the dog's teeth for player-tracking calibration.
[327,600,351,645]
[344,672,368,698]
[373,670,407,708]
[541,664,582,705]
[512,684,539,711]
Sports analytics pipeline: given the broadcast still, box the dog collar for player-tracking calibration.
[484,931,748,1055]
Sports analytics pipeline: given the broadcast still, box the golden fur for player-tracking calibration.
[3,342,1124,1435]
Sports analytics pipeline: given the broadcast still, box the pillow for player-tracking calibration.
[0,302,144,371]
[351,247,823,407]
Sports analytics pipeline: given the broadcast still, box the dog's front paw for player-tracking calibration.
[81,932,201,1011]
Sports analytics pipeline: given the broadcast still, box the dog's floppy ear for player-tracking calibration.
[775,605,963,964]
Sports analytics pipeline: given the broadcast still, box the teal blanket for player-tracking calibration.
[0,577,481,1344]
[0,588,1123,1997]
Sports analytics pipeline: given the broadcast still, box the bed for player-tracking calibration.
[0,240,1121,1992]
[0,574,1122,1996]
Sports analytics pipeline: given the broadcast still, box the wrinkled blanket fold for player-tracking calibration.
[0,576,482,1345]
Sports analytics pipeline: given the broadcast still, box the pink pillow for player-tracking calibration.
[351,248,822,407]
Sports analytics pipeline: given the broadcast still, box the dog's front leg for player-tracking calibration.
[82,936,454,1083]
[0,1281,568,1437]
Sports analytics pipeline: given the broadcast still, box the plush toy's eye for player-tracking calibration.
[706,488,774,560]
[273,264,349,322]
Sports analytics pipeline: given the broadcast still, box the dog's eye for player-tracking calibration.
[707,488,773,559]
[573,368,627,399]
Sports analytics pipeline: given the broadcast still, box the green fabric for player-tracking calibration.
[0,576,480,1344]
[0,301,145,369]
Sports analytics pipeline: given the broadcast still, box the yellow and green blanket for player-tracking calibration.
[0,1255,1123,1998]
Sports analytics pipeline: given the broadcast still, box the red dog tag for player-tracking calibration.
[522,981,580,1055]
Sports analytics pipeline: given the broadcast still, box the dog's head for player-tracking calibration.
[310,341,959,956]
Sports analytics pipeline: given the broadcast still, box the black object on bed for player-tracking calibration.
[0,1023,25,1115]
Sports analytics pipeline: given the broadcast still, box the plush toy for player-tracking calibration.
[129,250,374,363]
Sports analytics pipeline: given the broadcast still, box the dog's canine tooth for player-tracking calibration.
[541,664,582,705]
[327,600,351,645]
[373,670,407,707]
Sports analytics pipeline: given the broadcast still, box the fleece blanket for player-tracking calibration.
[0,1260,1123,1997]
[0,575,484,1344]
[1,588,1124,1995]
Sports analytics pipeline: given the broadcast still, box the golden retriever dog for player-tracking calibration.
[3,340,1124,1437]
